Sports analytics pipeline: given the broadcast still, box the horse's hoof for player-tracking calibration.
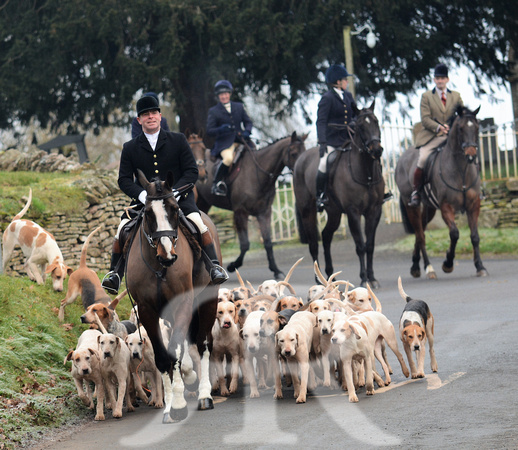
[184,377,199,392]
[198,397,214,411]
[442,262,454,273]
[427,272,437,280]
[476,269,489,277]
[274,272,286,281]
[368,280,380,290]
[168,406,188,422]
[227,262,236,273]
[411,269,421,278]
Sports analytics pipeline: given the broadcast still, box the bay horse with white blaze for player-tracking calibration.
[196,132,307,280]
[293,101,385,288]
[125,170,219,423]
[395,105,487,279]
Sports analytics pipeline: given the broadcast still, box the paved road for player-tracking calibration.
[37,223,518,449]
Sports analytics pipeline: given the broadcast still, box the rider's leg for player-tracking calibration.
[409,136,446,207]
[211,146,235,196]
[316,147,330,212]
[187,212,228,285]
[101,219,129,294]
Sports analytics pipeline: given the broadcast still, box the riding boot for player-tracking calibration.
[408,167,424,207]
[383,191,394,204]
[315,170,329,213]
[201,231,229,285]
[101,239,124,294]
[211,163,229,196]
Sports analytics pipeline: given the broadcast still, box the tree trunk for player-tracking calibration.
[508,46,518,129]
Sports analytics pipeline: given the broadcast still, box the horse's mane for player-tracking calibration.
[257,135,293,151]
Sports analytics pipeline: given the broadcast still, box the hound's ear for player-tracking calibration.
[64,351,74,364]
[88,348,96,356]
[66,266,74,275]
[239,329,244,340]
[278,315,288,326]
[45,262,58,274]
[350,325,362,340]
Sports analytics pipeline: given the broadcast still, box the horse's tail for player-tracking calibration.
[295,206,308,244]
[399,197,415,234]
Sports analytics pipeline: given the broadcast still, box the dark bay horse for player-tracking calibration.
[293,101,385,288]
[395,106,487,279]
[196,132,307,280]
[186,131,208,183]
[125,170,219,423]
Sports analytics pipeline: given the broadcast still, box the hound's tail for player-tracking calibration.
[13,188,32,221]
[397,276,412,303]
[79,226,102,269]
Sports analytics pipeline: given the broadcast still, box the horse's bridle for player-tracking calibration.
[352,111,382,156]
[142,190,179,253]
[458,114,479,163]
[188,139,207,168]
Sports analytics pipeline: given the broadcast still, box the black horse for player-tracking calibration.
[196,132,307,280]
[293,101,385,288]
[395,105,487,279]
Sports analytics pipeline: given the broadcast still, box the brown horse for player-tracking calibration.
[186,131,208,183]
[196,132,308,280]
[293,101,385,288]
[125,170,219,423]
[395,105,487,279]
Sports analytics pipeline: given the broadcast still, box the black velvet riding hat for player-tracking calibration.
[136,95,160,116]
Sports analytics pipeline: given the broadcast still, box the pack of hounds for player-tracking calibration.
[2,189,438,420]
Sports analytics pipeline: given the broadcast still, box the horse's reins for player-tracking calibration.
[331,115,383,188]
[436,114,480,210]
[240,136,276,180]
[123,183,193,341]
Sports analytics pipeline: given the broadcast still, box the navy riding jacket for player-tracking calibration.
[316,89,357,148]
[206,101,253,156]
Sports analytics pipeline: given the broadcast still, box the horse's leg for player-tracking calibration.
[321,209,342,278]
[256,209,285,280]
[406,207,436,279]
[345,210,368,286]
[440,203,459,274]
[298,204,321,281]
[466,199,488,277]
[191,289,217,411]
[364,206,383,289]
[227,210,249,273]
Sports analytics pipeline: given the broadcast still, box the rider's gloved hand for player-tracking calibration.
[319,144,327,158]
[172,189,182,201]
[242,130,251,139]
[138,191,147,204]
[217,124,233,135]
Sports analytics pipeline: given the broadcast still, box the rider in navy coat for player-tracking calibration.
[102,95,228,294]
[206,80,254,196]
[315,64,357,212]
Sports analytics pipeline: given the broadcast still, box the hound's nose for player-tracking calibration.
[259,330,265,337]
[331,338,338,344]
[414,345,420,351]
[322,329,329,335]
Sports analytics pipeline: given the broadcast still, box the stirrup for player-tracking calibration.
[316,194,328,213]
[101,271,121,295]
[211,181,228,197]
[383,192,394,204]
[408,191,421,207]
[210,263,229,285]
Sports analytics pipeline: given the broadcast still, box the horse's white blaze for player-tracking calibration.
[198,344,212,400]
[151,200,174,256]
[172,343,187,410]
[162,372,173,414]
[467,120,474,127]
[365,117,371,124]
